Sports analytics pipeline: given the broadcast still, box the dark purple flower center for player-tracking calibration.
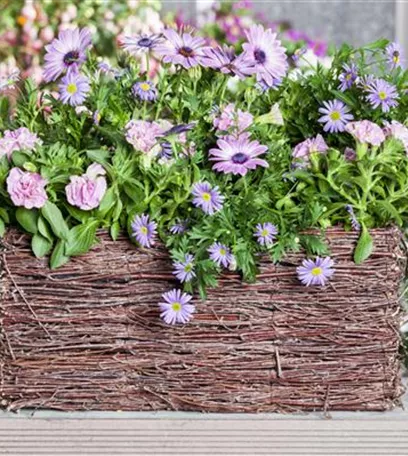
[231,152,249,164]
[254,48,266,64]
[63,50,80,66]
[138,37,153,48]
[179,46,194,58]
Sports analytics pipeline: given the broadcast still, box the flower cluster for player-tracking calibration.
[1,23,408,327]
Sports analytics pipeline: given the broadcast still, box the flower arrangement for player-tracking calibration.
[1,23,408,326]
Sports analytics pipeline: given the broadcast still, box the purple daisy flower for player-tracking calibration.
[121,33,162,56]
[58,71,90,107]
[192,182,224,215]
[365,78,399,113]
[43,28,92,82]
[318,99,354,133]
[242,24,288,87]
[296,257,335,287]
[254,223,278,247]
[345,205,361,231]
[159,289,195,325]
[131,214,157,248]
[158,141,173,160]
[132,81,158,102]
[208,242,233,268]
[338,63,359,91]
[155,28,207,69]
[173,254,196,282]
[385,42,405,69]
[201,45,255,79]
[209,135,269,176]
[169,219,188,235]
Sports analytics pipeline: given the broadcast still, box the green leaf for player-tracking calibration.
[16,207,38,234]
[41,201,69,240]
[32,233,52,258]
[0,208,9,223]
[11,151,31,168]
[50,240,69,269]
[300,235,330,256]
[98,186,116,216]
[0,217,5,238]
[65,221,98,256]
[354,227,373,264]
[110,221,120,241]
[37,216,53,241]
[86,149,110,163]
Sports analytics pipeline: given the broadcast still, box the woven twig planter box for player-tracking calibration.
[0,227,405,412]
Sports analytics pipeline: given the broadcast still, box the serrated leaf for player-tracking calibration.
[65,221,98,256]
[50,240,69,269]
[32,233,52,258]
[354,227,373,264]
[41,201,69,240]
[16,207,38,234]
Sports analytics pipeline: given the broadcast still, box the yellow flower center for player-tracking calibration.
[346,73,352,80]
[184,264,192,272]
[17,15,27,26]
[330,111,341,121]
[261,229,269,237]
[311,267,323,276]
[378,91,387,100]
[172,302,182,312]
[220,248,226,256]
[202,192,211,202]
[140,83,151,91]
[140,226,148,235]
[67,83,78,94]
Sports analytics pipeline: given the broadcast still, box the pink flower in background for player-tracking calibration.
[65,163,107,211]
[345,120,385,146]
[213,103,253,136]
[0,127,42,159]
[7,168,48,209]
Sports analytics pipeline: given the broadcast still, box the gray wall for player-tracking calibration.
[162,0,397,47]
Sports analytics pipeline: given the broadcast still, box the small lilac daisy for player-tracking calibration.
[385,42,405,69]
[192,182,224,215]
[201,45,255,79]
[366,78,399,113]
[173,254,196,282]
[43,27,92,82]
[256,77,282,92]
[242,24,288,87]
[131,214,157,248]
[132,81,158,102]
[58,71,90,106]
[155,28,207,69]
[121,33,163,56]
[345,205,361,231]
[338,63,359,91]
[208,242,233,268]
[169,219,188,235]
[254,223,278,247]
[0,69,20,92]
[159,289,195,325]
[318,99,354,133]
[296,257,335,287]
[209,135,269,176]
[158,141,173,160]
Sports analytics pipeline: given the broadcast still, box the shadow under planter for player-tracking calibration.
[0,227,405,413]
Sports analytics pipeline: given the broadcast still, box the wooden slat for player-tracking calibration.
[0,417,407,455]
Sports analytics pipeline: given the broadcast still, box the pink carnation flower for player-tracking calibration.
[213,103,253,137]
[292,134,328,161]
[65,163,107,211]
[345,120,385,146]
[0,127,42,159]
[7,168,48,209]
[125,120,163,154]
[384,120,408,153]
